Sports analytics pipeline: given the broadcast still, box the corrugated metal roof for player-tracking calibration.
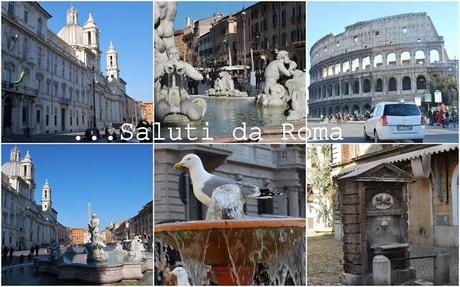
[336,144,458,177]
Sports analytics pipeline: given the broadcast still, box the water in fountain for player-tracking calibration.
[155,223,305,285]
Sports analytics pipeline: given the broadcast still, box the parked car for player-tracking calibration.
[364,101,426,143]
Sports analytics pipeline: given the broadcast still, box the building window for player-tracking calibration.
[376,79,383,92]
[388,77,397,91]
[401,51,411,65]
[36,110,41,123]
[402,76,411,91]
[7,2,15,18]
[362,79,371,93]
[375,31,380,37]
[416,75,427,90]
[24,10,28,24]
[353,35,358,42]
[37,18,42,36]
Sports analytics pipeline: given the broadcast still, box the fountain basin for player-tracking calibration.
[33,254,152,284]
[155,218,305,285]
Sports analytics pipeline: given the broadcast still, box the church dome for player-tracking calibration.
[1,161,20,177]
[57,5,84,46]
[57,24,83,46]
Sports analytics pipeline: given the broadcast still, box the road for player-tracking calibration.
[307,121,459,143]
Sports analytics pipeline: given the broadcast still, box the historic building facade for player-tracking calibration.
[1,2,135,136]
[154,145,306,223]
[309,13,456,118]
[234,1,306,71]
[2,147,62,249]
[68,227,88,245]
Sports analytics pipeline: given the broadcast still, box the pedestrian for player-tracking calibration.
[2,246,8,261]
[30,245,34,256]
[9,246,14,260]
[35,245,39,256]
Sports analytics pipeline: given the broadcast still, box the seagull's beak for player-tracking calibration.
[174,162,184,169]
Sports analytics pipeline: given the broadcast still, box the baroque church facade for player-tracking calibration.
[1,2,138,136]
[1,147,61,249]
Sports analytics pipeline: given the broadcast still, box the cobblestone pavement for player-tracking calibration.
[409,245,458,285]
[307,234,343,285]
[307,234,459,285]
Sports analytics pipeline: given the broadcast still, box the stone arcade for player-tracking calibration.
[309,13,457,117]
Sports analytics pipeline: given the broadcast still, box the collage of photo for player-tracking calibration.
[0,0,458,286]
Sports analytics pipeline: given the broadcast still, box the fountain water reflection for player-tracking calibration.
[159,97,293,140]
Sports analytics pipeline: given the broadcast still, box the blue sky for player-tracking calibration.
[2,144,152,229]
[175,1,256,29]
[308,1,459,63]
[41,1,152,101]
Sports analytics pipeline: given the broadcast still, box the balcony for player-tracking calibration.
[59,97,71,105]
[2,80,38,97]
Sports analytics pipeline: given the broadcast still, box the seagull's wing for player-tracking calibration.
[201,175,236,198]
[234,182,261,198]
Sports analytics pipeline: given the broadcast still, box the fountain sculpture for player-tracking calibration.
[255,50,306,121]
[205,71,248,97]
[86,213,108,262]
[32,213,152,284]
[155,1,207,124]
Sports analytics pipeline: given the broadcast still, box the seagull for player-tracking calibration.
[173,154,281,206]
[170,266,190,286]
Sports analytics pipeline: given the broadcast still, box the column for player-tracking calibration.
[288,188,299,217]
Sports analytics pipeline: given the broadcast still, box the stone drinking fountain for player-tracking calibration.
[336,162,416,285]
[32,213,153,284]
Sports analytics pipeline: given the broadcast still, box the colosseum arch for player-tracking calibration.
[362,79,371,93]
[416,75,427,90]
[343,61,350,73]
[353,80,359,94]
[342,81,349,95]
[401,51,411,65]
[430,49,440,63]
[335,106,341,113]
[415,51,425,64]
[328,65,334,76]
[323,67,327,78]
[352,58,360,71]
[389,77,397,91]
[376,78,383,92]
[387,53,396,66]
[335,63,341,75]
[374,54,383,67]
[328,107,333,115]
[327,85,333,97]
[334,83,340,96]
[322,86,326,98]
[402,76,411,90]
[343,105,349,113]
[362,56,371,70]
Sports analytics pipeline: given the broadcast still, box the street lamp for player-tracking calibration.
[242,9,247,79]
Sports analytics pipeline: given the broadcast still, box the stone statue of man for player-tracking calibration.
[263,50,295,95]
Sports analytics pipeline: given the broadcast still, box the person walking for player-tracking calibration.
[2,246,8,261]
[9,246,14,260]
[35,244,39,256]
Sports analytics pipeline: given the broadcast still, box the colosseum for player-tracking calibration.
[308,12,455,118]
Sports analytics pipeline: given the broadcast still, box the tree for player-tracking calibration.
[429,74,458,105]
[307,144,335,227]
